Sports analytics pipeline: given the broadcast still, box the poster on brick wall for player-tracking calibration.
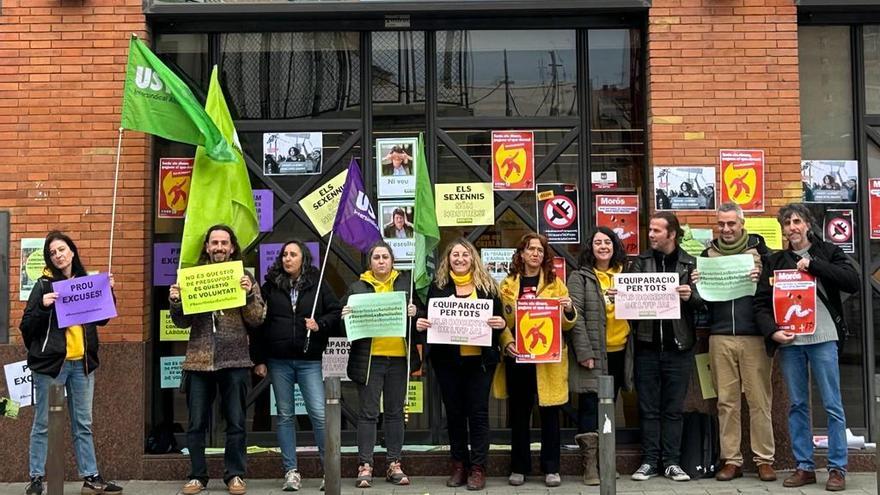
[158,158,194,218]
[653,166,716,211]
[719,149,764,212]
[20,238,45,301]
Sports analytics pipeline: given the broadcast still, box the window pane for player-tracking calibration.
[865,26,880,114]
[156,34,210,93]
[436,30,577,117]
[220,32,360,119]
[799,26,854,160]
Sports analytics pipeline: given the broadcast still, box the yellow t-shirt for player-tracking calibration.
[459,290,482,356]
[594,267,629,353]
[359,270,407,357]
[65,325,85,361]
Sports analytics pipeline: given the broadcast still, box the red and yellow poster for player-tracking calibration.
[870,178,880,240]
[595,195,639,256]
[515,298,562,363]
[158,158,194,218]
[492,131,534,191]
[772,269,816,335]
[720,149,764,212]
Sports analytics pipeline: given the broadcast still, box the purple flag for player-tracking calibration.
[53,273,118,328]
[332,159,382,252]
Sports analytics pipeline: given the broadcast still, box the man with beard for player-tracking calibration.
[169,225,266,495]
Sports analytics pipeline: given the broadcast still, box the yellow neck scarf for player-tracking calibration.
[450,271,473,287]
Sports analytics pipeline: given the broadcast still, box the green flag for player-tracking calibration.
[178,66,259,267]
[121,36,234,162]
[413,133,440,303]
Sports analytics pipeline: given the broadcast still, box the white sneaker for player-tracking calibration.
[282,469,301,491]
[664,464,691,482]
[319,478,325,492]
[508,472,525,486]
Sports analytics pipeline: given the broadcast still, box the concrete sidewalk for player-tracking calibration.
[0,473,877,495]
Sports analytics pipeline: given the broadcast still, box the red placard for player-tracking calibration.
[158,158,194,218]
[552,257,566,284]
[492,131,535,191]
[595,195,639,256]
[870,178,880,240]
[720,149,765,212]
[515,298,562,363]
[772,269,816,335]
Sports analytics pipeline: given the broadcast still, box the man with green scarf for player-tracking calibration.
[699,202,775,482]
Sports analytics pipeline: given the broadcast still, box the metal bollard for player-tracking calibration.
[598,375,616,495]
[874,374,879,495]
[47,383,65,495]
[324,377,341,495]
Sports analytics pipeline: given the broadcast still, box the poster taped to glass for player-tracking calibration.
[801,160,857,203]
[263,132,323,176]
[653,166,716,210]
[376,137,417,198]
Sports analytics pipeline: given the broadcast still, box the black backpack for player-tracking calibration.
[679,412,720,478]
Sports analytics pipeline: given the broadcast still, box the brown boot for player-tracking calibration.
[447,460,467,487]
[466,465,486,491]
[575,432,600,486]
[783,469,816,487]
[825,469,845,492]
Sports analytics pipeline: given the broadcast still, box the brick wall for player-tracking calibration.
[0,1,149,342]
[648,0,801,228]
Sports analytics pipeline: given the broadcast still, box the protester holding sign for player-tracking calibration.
[567,227,633,486]
[341,241,420,488]
[630,212,703,483]
[494,233,577,488]
[692,203,776,483]
[753,204,859,492]
[415,238,505,490]
[251,239,341,492]
[169,225,265,495]
[20,231,122,495]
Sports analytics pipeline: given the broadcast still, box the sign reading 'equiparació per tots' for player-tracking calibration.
[613,272,680,320]
[177,261,245,315]
[343,291,407,341]
[427,298,494,346]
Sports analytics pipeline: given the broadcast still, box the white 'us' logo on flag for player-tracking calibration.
[135,66,171,93]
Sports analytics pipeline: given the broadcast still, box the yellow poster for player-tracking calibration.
[298,169,348,236]
[177,261,246,315]
[434,183,494,226]
[694,353,717,400]
[744,217,782,250]
[159,309,190,341]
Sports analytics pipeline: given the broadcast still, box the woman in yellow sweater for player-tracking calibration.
[342,241,419,488]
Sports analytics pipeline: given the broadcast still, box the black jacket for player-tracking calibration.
[630,247,703,352]
[423,282,504,369]
[754,237,860,356]
[20,275,111,377]
[700,233,770,337]
[342,272,423,385]
[252,272,342,363]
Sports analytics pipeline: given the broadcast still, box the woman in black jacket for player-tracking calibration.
[342,240,420,488]
[415,238,506,490]
[20,231,121,495]
[252,240,341,491]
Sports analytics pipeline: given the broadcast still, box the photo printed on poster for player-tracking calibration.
[376,137,418,198]
[263,132,323,176]
[378,200,415,261]
[653,166,716,211]
[801,160,858,203]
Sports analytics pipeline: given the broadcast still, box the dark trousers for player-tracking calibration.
[505,358,561,474]
[433,357,495,467]
[578,350,626,433]
[356,356,408,465]
[186,368,249,485]
[634,348,692,467]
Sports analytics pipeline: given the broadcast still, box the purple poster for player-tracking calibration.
[153,243,180,286]
[52,273,117,328]
[253,189,274,233]
[258,242,321,285]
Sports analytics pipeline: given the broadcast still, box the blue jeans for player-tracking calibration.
[267,358,325,472]
[30,360,98,478]
[779,341,847,473]
[186,368,249,485]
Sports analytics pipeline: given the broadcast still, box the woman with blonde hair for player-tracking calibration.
[416,238,506,490]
